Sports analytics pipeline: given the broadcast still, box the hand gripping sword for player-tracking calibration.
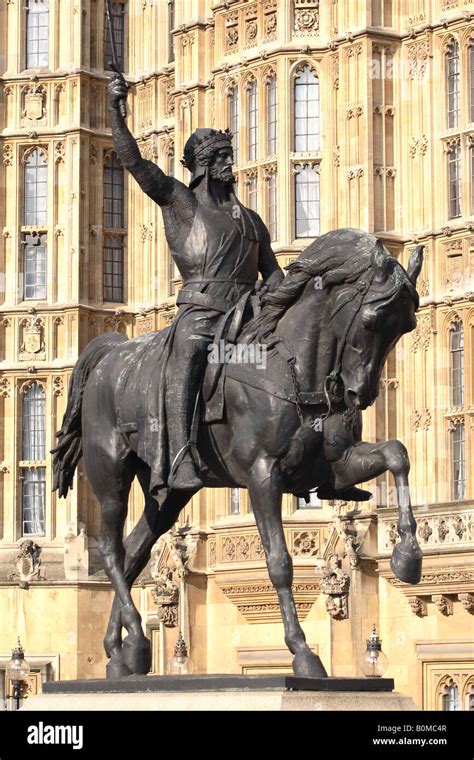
[105,0,127,118]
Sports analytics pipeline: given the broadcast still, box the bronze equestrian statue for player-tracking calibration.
[52,74,424,679]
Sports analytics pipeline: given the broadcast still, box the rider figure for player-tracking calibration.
[108,74,284,491]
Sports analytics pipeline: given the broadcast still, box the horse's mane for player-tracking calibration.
[242,228,418,343]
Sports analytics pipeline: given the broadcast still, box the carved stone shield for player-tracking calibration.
[25,94,44,121]
[24,326,42,354]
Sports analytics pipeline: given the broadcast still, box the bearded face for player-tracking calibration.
[208,147,235,184]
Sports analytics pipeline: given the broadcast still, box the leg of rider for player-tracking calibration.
[166,310,217,490]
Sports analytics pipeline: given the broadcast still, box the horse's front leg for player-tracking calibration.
[248,457,327,678]
[331,439,422,584]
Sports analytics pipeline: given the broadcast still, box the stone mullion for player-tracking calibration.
[2,384,15,542]
[81,0,91,70]
[280,57,292,245]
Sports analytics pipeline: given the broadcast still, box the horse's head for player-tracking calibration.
[331,240,423,410]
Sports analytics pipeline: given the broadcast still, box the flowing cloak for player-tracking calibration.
[117,195,270,495]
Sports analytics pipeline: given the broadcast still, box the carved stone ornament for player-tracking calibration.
[408,596,427,617]
[325,594,348,620]
[432,594,453,616]
[12,540,42,589]
[458,592,474,613]
[151,566,179,627]
[20,316,45,358]
[294,1,319,35]
[320,554,350,620]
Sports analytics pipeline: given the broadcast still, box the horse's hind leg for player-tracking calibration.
[248,457,327,678]
[104,466,196,677]
[331,439,422,584]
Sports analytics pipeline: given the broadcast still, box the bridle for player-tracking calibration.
[286,270,377,427]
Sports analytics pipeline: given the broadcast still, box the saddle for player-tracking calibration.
[202,289,261,422]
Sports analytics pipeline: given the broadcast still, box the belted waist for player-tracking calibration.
[183,277,256,286]
[176,289,234,314]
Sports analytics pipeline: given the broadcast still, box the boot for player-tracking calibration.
[168,449,203,491]
[316,482,372,502]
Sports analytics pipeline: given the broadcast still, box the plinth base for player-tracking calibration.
[22,675,417,711]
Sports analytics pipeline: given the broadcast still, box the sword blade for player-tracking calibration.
[105,0,120,70]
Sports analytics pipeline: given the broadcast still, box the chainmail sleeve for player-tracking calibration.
[109,106,174,202]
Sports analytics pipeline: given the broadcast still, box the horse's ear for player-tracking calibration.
[371,239,389,279]
[406,244,424,285]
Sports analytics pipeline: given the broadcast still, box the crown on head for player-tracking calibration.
[181,128,233,169]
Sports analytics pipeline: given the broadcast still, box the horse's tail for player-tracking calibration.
[52,333,128,498]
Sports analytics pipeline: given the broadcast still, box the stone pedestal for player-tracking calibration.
[22,675,417,711]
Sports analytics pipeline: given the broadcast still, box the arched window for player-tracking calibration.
[230,488,240,515]
[450,320,464,406]
[23,148,47,301]
[21,383,46,536]
[168,1,175,64]
[228,86,239,164]
[267,169,278,241]
[470,40,474,123]
[24,149,47,227]
[103,153,125,302]
[167,146,175,178]
[295,163,320,237]
[266,75,277,155]
[448,140,462,218]
[26,0,49,69]
[468,685,474,711]
[442,681,461,711]
[294,66,320,152]
[451,422,466,500]
[247,175,257,212]
[104,1,126,71]
[22,383,45,461]
[247,80,258,161]
[446,40,460,129]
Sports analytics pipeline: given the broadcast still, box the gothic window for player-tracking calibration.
[21,383,46,536]
[450,320,464,406]
[448,141,462,218]
[446,40,460,129]
[22,149,47,301]
[267,170,278,241]
[247,80,258,161]
[104,1,125,71]
[451,422,466,500]
[295,163,320,237]
[24,148,47,227]
[294,66,320,152]
[228,86,239,164]
[26,0,49,69]
[442,681,461,711]
[167,146,175,177]
[230,488,240,515]
[248,175,257,212]
[103,153,125,302]
[266,75,277,156]
[168,1,175,64]
[169,248,180,295]
[470,40,474,123]
[471,141,474,213]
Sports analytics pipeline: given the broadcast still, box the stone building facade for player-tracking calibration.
[0,0,473,710]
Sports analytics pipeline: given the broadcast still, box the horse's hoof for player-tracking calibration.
[293,650,328,678]
[391,541,422,584]
[106,658,133,679]
[122,634,152,675]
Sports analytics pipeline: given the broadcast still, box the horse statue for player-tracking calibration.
[52,228,424,679]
